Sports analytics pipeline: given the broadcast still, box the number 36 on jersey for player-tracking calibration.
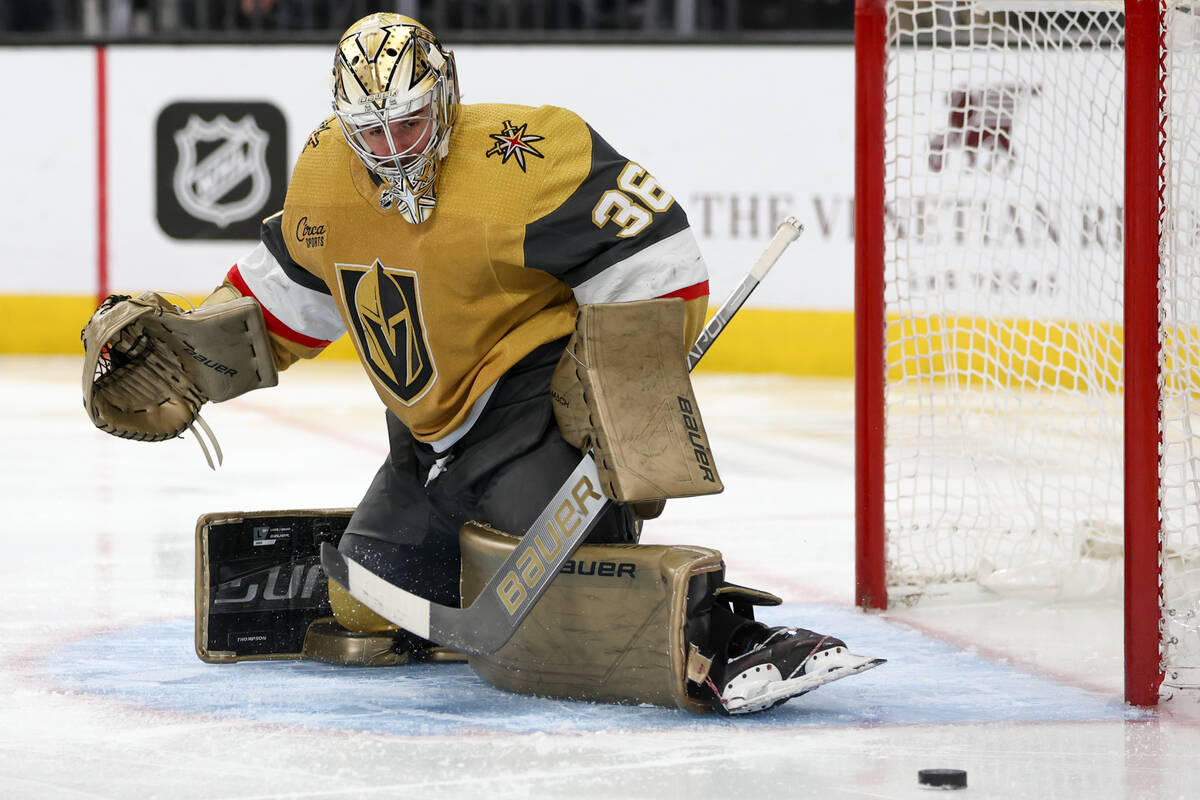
[592,162,675,239]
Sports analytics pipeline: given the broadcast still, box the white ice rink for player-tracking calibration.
[3,355,1199,799]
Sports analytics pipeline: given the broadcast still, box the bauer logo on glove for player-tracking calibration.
[80,291,279,468]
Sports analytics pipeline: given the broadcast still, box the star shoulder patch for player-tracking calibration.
[485,120,545,172]
[305,119,332,151]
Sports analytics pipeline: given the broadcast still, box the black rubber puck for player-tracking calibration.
[918,768,967,789]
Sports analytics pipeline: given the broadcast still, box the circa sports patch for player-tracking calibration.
[485,120,545,172]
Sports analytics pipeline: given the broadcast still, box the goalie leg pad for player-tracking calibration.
[301,617,410,667]
[299,616,468,665]
[549,299,723,504]
[195,509,352,662]
[459,520,724,713]
[196,509,468,666]
[328,579,398,635]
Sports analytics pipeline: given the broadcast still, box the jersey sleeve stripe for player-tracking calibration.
[227,265,334,349]
[260,211,333,296]
[228,242,346,347]
[659,280,709,302]
[571,228,709,305]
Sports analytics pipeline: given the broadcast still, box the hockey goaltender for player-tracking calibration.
[80,12,882,715]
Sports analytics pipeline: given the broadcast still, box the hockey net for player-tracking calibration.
[856,0,1200,701]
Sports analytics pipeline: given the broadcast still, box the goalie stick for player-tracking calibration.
[322,217,805,656]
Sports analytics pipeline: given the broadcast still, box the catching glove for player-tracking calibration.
[81,291,278,468]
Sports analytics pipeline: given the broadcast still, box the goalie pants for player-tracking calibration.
[339,338,640,610]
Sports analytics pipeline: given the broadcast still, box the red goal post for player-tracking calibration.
[854,0,1198,706]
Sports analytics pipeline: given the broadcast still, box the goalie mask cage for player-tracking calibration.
[855,0,1200,706]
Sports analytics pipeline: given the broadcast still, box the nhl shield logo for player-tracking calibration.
[337,260,437,405]
[173,115,271,228]
[155,101,287,240]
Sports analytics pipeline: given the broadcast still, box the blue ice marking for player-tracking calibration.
[39,604,1141,735]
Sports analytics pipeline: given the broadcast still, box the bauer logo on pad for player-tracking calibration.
[156,101,288,240]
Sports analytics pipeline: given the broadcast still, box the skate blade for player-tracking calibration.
[723,651,886,715]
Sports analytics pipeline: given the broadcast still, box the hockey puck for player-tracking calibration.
[918,769,967,789]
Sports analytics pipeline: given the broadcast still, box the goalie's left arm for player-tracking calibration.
[208,210,348,372]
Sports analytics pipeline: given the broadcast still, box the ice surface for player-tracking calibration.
[2,356,1199,799]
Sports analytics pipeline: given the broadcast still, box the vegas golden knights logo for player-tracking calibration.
[337,260,436,404]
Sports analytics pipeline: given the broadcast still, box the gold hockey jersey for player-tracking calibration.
[218,103,709,445]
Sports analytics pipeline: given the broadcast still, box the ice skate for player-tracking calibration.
[707,626,885,715]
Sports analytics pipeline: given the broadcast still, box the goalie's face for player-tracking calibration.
[356,109,436,164]
[331,13,459,224]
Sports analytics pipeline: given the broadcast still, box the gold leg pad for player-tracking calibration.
[460,520,723,713]
[328,579,401,634]
[323,582,469,665]
[300,617,410,667]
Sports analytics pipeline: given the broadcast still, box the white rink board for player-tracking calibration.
[0,44,856,308]
[104,45,331,295]
[0,48,98,293]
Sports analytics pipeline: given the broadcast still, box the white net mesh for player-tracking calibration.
[880,0,1200,693]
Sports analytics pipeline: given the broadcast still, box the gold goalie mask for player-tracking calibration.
[331,13,460,224]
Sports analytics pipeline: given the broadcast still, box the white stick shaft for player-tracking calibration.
[688,216,804,370]
[750,216,804,281]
